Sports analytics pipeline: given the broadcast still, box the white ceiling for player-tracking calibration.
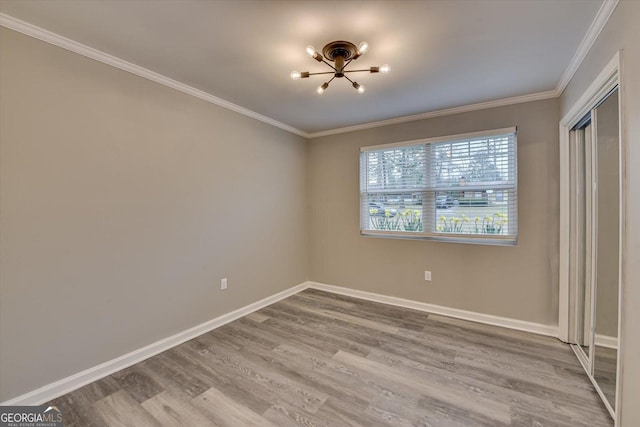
[0,0,605,135]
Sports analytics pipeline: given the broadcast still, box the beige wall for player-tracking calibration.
[560,1,640,424]
[308,98,560,326]
[0,28,308,401]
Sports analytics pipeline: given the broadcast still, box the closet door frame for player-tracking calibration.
[558,51,624,423]
[567,121,593,368]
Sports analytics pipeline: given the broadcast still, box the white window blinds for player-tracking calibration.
[359,128,517,244]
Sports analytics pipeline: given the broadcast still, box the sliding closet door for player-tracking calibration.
[593,89,619,408]
[567,86,620,419]
[570,118,593,362]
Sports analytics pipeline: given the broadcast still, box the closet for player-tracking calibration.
[565,78,621,420]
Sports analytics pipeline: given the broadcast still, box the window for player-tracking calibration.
[360,127,517,244]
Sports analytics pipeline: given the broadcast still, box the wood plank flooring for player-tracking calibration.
[48,289,613,426]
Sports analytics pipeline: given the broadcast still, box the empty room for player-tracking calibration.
[0,0,638,426]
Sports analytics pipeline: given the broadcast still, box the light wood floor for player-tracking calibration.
[49,289,613,426]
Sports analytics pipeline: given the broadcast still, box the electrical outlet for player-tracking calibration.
[424,271,432,281]
[221,278,227,290]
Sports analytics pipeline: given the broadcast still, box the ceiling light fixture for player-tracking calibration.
[291,40,390,94]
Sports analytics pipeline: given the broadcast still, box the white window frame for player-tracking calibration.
[359,127,518,245]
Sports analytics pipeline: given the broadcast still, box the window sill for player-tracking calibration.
[360,230,517,246]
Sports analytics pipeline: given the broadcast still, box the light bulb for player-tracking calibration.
[358,41,369,55]
[380,64,391,73]
[353,82,365,94]
[291,71,301,80]
[306,45,316,57]
[317,82,329,94]
[357,84,366,94]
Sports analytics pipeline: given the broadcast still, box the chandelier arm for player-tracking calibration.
[343,69,372,73]
[327,75,336,84]
[342,74,355,84]
[320,58,337,71]
[307,71,336,76]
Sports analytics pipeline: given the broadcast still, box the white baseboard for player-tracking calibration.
[595,333,618,349]
[0,282,308,406]
[307,281,559,338]
[3,279,561,405]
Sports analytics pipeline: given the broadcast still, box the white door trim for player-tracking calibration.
[558,51,619,341]
[558,50,622,424]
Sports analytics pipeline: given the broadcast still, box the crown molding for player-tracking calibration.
[1,0,619,140]
[308,0,618,139]
[306,90,557,138]
[555,0,619,95]
[0,13,310,138]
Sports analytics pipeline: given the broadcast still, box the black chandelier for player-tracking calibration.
[291,40,390,94]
